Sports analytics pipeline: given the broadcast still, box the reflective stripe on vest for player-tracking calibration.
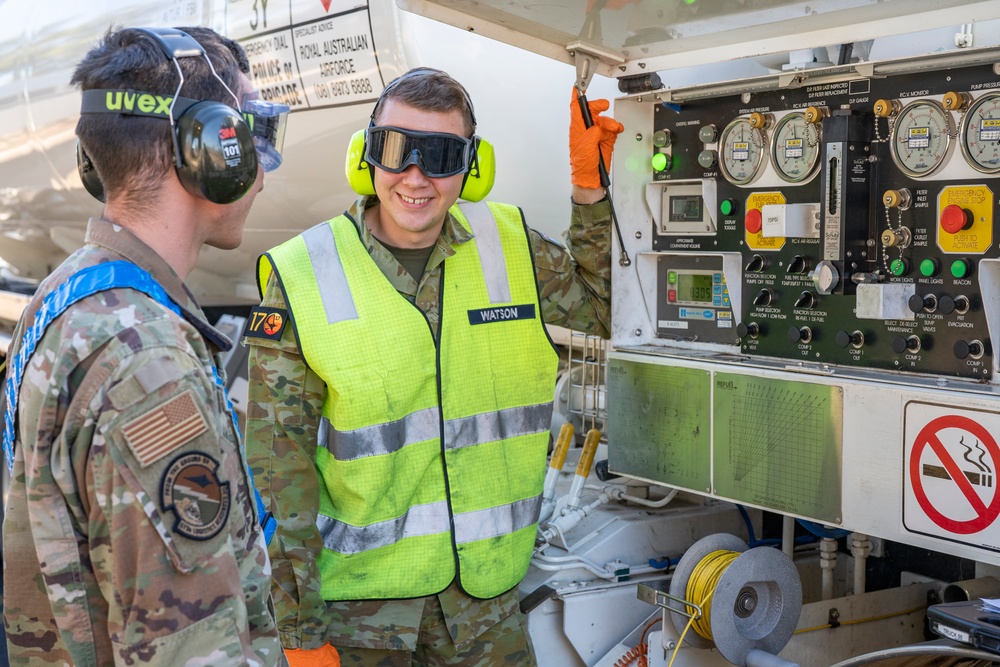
[315,495,542,554]
[320,401,552,461]
[262,201,558,600]
[2,261,276,544]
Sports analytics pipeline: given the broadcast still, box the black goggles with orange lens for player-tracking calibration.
[365,126,474,178]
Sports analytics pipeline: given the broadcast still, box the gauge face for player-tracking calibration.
[890,99,952,178]
[771,112,821,183]
[719,117,765,185]
[961,93,1000,173]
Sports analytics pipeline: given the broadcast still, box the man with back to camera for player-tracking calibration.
[2,26,293,665]
[243,67,623,665]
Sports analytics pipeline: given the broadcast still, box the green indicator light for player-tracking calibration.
[951,259,971,278]
[668,271,677,284]
[651,153,669,172]
[720,199,735,216]
[919,259,938,277]
[889,258,907,277]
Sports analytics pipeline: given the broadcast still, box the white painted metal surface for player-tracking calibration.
[396,0,1000,79]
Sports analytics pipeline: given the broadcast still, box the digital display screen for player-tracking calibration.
[669,195,704,222]
[677,272,713,304]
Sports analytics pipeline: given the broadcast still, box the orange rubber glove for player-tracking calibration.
[285,644,341,667]
[569,88,625,190]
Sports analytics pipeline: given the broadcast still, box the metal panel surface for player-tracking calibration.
[713,372,843,523]
[606,357,711,493]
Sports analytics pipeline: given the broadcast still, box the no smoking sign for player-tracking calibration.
[904,402,1000,550]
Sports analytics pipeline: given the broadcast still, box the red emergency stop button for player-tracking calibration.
[745,208,762,234]
[940,204,971,234]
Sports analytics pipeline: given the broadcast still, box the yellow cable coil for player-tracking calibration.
[685,549,741,640]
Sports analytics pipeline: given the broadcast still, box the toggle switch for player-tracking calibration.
[954,339,985,360]
[891,335,921,354]
[836,330,865,349]
[736,322,761,339]
[788,326,813,344]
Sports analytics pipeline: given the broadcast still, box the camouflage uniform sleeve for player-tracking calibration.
[532,198,613,338]
[82,340,279,666]
[244,274,330,650]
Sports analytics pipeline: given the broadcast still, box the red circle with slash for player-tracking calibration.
[909,414,1000,534]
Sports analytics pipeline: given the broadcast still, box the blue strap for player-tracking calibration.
[3,260,275,544]
[208,364,276,544]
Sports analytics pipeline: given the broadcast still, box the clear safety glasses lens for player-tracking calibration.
[241,95,290,172]
[365,127,472,178]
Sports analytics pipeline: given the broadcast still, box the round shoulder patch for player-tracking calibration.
[160,452,231,540]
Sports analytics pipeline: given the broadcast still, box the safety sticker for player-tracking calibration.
[244,306,288,341]
[161,452,231,541]
[903,401,1000,550]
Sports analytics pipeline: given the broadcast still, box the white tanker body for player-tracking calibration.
[16,2,1000,666]
[0,0,615,321]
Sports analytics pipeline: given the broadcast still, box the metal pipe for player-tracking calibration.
[943,575,1000,602]
[782,515,795,558]
[850,532,869,596]
[604,485,678,508]
[820,537,837,601]
[746,648,800,667]
[828,643,1000,667]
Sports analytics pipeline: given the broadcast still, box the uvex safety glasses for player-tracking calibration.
[241,93,290,172]
[365,126,474,178]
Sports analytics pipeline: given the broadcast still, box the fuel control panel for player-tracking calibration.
[617,55,1000,382]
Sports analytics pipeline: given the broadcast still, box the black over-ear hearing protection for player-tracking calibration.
[77,27,258,205]
[77,141,105,203]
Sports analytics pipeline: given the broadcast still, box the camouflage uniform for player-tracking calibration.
[245,196,612,665]
[3,218,287,666]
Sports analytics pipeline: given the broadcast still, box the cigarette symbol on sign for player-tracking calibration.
[922,436,993,487]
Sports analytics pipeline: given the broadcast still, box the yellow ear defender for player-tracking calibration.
[344,128,496,202]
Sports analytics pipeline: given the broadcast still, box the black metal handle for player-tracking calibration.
[576,91,611,189]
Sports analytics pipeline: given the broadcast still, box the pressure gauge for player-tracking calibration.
[719,117,766,185]
[890,99,952,178]
[961,92,1000,174]
[771,112,821,183]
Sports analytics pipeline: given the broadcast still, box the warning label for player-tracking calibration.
[225,0,382,110]
[904,402,1000,550]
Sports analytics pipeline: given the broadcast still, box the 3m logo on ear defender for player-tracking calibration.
[244,306,288,341]
[220,125,244,166]
[104,90,175,116]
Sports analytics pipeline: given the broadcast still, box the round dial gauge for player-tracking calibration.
[771,112,821,183]
[719,117,766,185]
[890,99,952,178]
[961,92,1000,173]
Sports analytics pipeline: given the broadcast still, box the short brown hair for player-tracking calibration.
[372,68,476,136]
[71,26,250,212]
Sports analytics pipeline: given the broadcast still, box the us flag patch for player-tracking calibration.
[122,390,208,467]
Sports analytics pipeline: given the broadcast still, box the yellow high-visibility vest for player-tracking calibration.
[258,201,558,600]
